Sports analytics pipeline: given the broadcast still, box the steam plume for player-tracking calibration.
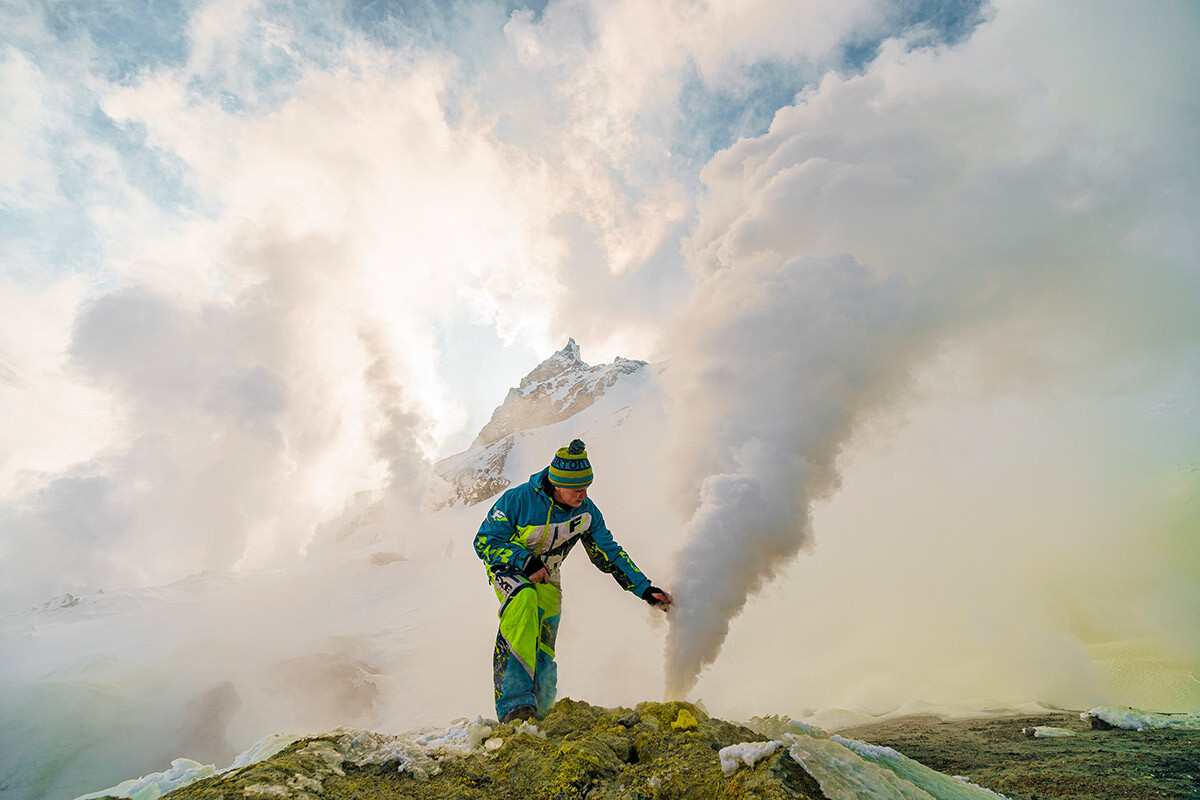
[664,256,925,696]
[662,1,1198,697]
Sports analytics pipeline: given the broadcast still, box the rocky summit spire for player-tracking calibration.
[519,338,586,389]
[473,339,644,447]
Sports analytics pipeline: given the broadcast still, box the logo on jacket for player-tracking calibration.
[491,508,507,522]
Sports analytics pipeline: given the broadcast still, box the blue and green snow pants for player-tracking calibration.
[491,575,561,720]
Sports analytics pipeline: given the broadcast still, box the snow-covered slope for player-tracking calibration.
[474,338,646,447]
[425,436,518,510]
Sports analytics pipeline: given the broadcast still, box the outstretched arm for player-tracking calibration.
[581,506,668,609]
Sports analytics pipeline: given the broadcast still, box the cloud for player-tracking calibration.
[493,0,897,277]
[0,45,58,207]
[6,0,1191,680]
[0,1,576,607]
[0,272,117,503]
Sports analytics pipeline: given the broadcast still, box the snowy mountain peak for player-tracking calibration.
[429,340,648,508]
[475,339,645,447]
[518,338,586,391]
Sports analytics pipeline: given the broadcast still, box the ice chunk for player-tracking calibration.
[514,719,547,739]
[314,727,435,777]
[74,758,216,800]
[831,735,1011,798]
[415,715,495,753]
[1082,706,1200,731]
[772,721,1011,799]
[1022,726,1074,738]
[784,734,935,799]
[719,740,781,776]
[230,733,303,769]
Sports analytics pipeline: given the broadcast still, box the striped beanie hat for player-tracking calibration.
[548,439,594,487]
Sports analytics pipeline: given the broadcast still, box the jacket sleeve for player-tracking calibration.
[581,505,652,596]
[474,491,534,573]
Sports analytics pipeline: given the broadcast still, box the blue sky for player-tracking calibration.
[3,0,987,289]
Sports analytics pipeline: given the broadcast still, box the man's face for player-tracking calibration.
[553,485,589,508]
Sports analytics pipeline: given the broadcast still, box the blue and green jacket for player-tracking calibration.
[474,469,651,598]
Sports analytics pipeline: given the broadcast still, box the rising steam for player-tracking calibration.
[663,256,926,696]
[662,2,1198,696]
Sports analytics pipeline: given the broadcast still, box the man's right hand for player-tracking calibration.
[523,555,549,583]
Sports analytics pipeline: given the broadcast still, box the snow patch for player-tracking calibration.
[1082,706,1200,731]
[514,719,547,739]
[719,740,781,776]
[74,759,216,800]
[1023,726,1074,738]
[322,718,498,777]
[229,733,304,769]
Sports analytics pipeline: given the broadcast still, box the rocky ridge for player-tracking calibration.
[473,339,646,448]
[431,339,646,508]
[89,699,1019,800]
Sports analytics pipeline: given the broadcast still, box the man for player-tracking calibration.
[473,439,672,723]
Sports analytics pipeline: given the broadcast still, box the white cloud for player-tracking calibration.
[1,5,581,607]
[187,0,267,79]
[0,46,59,206]
[0,274,119,501]
[492,0,898,276]
[7,0,1192,675]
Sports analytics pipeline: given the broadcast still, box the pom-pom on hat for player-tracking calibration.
[548,439,594,488]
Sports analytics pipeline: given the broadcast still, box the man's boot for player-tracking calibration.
[501,705,535,723]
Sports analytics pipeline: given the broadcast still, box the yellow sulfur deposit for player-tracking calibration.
[671,709,699,731]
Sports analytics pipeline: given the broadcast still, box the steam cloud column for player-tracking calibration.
[664,255,924,697]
